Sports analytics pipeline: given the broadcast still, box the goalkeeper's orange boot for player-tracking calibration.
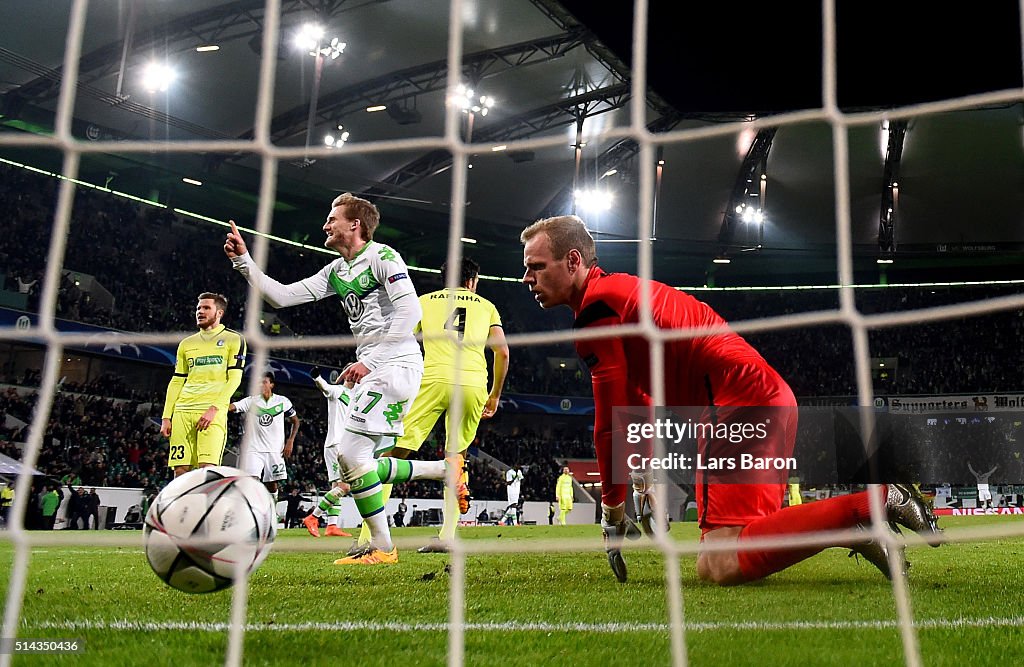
[886,484,943,546]
[302,514,321,538]
[325,525,351,537]
[333,546,399,565]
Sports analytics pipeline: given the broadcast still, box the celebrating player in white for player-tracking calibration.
[229,372,298,501]
[224,193,423,565]
[302,365,354,538]
[503,463,524,525]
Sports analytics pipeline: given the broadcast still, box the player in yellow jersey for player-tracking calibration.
[353,258,509,554]
[161,293,246,477]
[556,466,574,525]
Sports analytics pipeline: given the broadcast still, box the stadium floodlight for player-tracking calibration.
[294,23,325,53]
[195,45,219,52]
[319,37,346,60]
[450,83,495,117]
[295,24,345,59]
[712,256,731,264]
[574,188,613,212]
[141,62,175,92]
[324,128,350,148]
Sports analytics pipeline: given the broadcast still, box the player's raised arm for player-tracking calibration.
[224,220,248,258]
[227,223,329,308]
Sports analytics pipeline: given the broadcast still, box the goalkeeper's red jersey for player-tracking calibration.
[573,266,793,406]
[572,265,797,518]
[572,265,795,436]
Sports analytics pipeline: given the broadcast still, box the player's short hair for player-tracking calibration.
[197,292,228,314]
[263,371,276,385]
[520,215,597,267]
[331,192,380,241]
[441,257,480,286]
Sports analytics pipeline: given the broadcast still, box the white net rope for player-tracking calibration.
[0,1,1023,666]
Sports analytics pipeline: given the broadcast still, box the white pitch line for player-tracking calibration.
[28,616,1024,635]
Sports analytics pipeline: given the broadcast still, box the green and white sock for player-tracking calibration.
[349,470,392,552]
[358,483,393,545]
[313,487,345,518]
[376,457,445,483]
[327,505,341,527]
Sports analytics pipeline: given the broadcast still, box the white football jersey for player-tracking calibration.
[233,393,296,453]
[314,376,352,447]
[301,241,422,370]
[505,468,523,494]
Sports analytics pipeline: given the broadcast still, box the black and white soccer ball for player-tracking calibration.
[144,466,276,594]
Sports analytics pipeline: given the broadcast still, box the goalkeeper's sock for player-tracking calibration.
[377,457,445,483]
[313,487,345,519]
[438,457,467,541]
[350,471,392,552]
[559,509,569,525]
[438,485,459,541]
[736,487,884,581]
[357,483,394,545]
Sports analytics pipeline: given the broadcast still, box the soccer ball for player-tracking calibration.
[144,466,276,594]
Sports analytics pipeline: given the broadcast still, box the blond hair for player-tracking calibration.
[331,192,380,241]
[520,215,597,266]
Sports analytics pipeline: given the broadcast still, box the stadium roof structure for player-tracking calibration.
[0,0,1021,287]
[0,453,43,477]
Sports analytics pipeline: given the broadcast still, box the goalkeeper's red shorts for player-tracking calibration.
[694,394,799,531]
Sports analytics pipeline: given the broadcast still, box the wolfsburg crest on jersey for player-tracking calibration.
[308,241,422,369]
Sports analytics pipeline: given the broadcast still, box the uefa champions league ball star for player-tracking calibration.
[144,466,276,594]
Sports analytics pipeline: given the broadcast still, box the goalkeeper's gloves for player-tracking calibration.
[309,365,321,380]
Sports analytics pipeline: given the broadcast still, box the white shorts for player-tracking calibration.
[241,450,287,483]
[344,365,422,437]
[978,485,992,502]
[507,491,521,506]
[324,445,343,483]
[325,436,397,482]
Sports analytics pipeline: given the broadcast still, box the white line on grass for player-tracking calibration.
[28,616,1024,634]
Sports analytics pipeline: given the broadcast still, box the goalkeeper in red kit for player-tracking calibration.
[520,215,941,584]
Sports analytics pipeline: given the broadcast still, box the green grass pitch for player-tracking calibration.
[2,516,1023,666]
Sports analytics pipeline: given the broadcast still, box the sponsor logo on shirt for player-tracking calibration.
[193,355,224,367]
[387,273,408,284]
